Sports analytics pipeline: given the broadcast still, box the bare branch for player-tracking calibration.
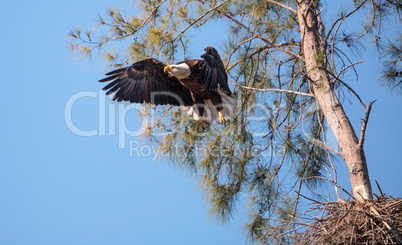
[313,99,342,200]
[233,83,316,97]
[330,13,346,74]
[309,138,342,156]
[303,176,355,199]
[335,60,364,81]
[324,68,367,108]
[265,0,297,14]
[358,100,376,149]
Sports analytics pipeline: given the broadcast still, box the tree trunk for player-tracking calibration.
[296,0,373,201]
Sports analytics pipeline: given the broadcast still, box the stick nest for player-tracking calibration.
[294,196,402,244]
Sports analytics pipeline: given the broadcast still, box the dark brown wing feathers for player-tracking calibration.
[99,58,194,106]
[198,46,231,95]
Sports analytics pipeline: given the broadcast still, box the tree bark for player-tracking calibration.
[296,0,373,201]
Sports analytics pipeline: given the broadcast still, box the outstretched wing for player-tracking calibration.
[197,46,231,95]
[99,58,194,106]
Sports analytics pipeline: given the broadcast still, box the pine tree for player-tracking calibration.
[68,0,401,243]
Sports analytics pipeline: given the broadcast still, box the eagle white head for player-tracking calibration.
[164,63,191,79]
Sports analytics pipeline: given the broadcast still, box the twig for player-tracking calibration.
[233,83,316,97]
[303,176,355,200]
[325,0,368,43]
[90,0,167,49]
[335,60,364,84]
[298,192,325,204]
[265,0,297,14]
[309,138,342,156]
[225,36,257,68]
[358,100,376,149]
[375,179,383,195]
[324,68,367,108]
[227,45,270,72]
[313,97,342,200]
[330,10,346,74]
[370,206,402,244]
[382,199,402,210]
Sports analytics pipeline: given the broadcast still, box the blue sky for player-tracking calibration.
[0,0,401,244]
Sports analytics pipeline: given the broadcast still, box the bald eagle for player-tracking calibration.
[99,46,236,128]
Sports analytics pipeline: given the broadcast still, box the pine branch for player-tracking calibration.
[217,9,304,61]
[325,0,368,44]
[225,36,257,68]
[227,45,270,71]
[172,1,228,42]
[70,0,167,53]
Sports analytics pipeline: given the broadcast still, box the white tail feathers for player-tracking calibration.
[185,91,236,124]
[219,92,236,120]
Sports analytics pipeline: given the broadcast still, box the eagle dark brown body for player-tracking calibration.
[174,59,226,116]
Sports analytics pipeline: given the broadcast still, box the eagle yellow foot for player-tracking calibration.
[218,111,227,125]
[199,118,209,130]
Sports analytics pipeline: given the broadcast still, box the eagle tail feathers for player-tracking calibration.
[218,91,236,120]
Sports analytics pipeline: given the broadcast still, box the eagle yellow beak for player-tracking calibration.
[164,65,171,73]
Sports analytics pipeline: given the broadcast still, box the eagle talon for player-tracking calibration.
[218,111,227,125]
[199,118,209,130]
